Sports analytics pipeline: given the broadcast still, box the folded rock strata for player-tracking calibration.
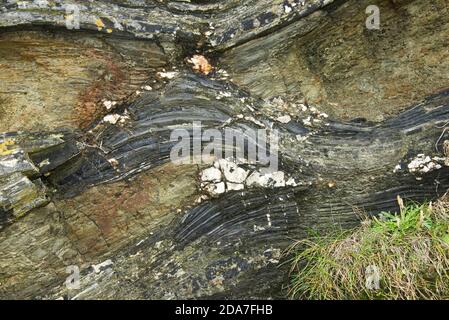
[0,0,449,299]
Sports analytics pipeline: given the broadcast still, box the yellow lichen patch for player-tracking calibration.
[95,18,105,31]
[0,140,16,156]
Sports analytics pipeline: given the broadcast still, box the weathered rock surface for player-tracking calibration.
[221,0,449,121]
[1,0,449,299]
[0,30,167,131]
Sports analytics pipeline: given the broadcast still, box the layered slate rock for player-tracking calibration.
[1,0,449,299]
[0,173,48,227]
[0,132,73,227]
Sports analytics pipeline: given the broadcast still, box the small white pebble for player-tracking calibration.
[157,71,178,79]
[227,182,244,191]
[201,167,222,182]
[276,115,292,124]
[103,114,121,125]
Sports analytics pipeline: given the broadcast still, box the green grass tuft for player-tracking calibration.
[288,197,449,300]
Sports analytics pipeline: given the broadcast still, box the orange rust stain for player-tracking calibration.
[73,52,127,129]
[60,164,199,258]
[73,176,154,239]
[188,55,213,75]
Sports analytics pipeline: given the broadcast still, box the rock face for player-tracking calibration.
[1,0,449,299]
[221,0,449,121]
[0,30,167,131]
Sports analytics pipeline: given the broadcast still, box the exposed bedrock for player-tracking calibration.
[1,0,449,299]
[220,0,449,121]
